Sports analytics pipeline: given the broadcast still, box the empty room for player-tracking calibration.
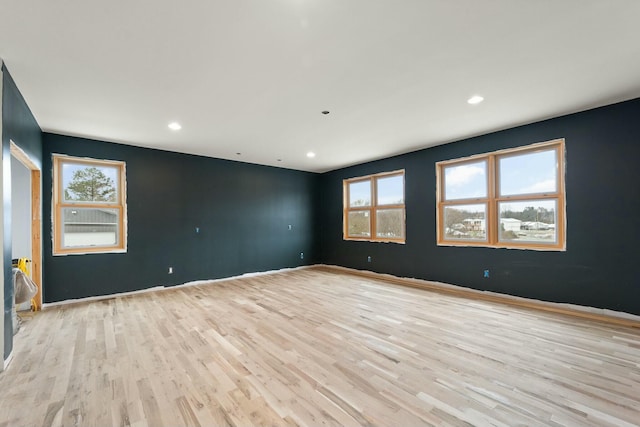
[1,1,640,426]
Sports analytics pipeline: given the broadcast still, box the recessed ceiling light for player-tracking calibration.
[168,122,182,131]
[307,152,316,158]
[467,95,484,105]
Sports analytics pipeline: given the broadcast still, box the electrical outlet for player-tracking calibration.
[300,252,304,259]
[168,267,173,274]
[195,227,200,234]
[288,224,292,230]
[367,256,372,263]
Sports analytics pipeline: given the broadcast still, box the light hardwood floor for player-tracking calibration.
[1,268,639,426]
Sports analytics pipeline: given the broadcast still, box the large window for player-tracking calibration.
[53,155,127,255]
[344,170,405,243]
[437,139,565,250]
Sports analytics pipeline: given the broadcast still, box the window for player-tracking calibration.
[344,170,405,243]
[436,139,565,250]
[53,155,127,255]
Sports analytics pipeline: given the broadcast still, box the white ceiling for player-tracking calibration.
[2,1,640,173]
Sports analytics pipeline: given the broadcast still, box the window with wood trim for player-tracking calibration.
[436,139,565,250]
[53,155,127,255]
[343,170,405,243]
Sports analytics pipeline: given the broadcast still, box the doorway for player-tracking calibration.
[10,142,42,310]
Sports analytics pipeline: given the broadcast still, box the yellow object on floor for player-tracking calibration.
[15,257,36,311]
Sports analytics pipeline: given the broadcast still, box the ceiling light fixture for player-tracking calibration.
[467,95,484,105]
[168,122,182,131]
[307,152,316,158]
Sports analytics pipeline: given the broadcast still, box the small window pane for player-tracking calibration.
[444,161,487,200]
[498,200,557,243]
[62,208,119,247]
[443,204,486,240]
[376,175,404,205]
[347,211,371,237]
[499,149,557,196]
[376,209,404,239]
[349,181,371,207]
[63,163,119,203]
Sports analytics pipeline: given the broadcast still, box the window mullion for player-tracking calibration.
[496,193,559,202]
[371,177,377,239]
[487,154,497,245]
[376,203,405,209]
[343,181,350,239]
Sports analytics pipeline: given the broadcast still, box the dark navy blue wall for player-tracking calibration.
[7,70,640,318]
[317,98,640,315]
[42,134,317,302]
[2,65,42,359]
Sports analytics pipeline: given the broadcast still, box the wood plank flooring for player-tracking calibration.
[0,268,639,426]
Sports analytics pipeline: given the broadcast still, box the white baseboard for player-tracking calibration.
[314,264,640,327]
[42,265,313,309]
[40,263,638,328]
[3,350,14,371]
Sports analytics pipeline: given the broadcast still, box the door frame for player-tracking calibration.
[10,141,42,310]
